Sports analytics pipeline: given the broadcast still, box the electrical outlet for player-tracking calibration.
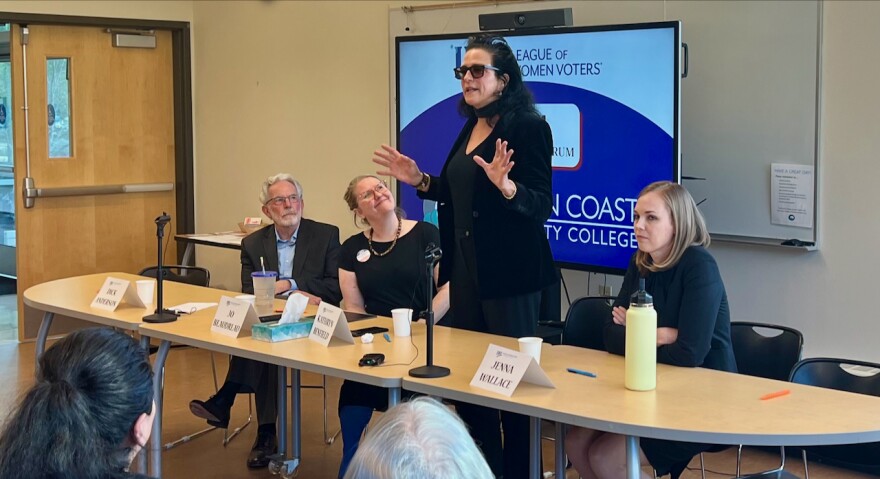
[599,285,613,296]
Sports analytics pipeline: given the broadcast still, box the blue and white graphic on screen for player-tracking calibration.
[397,24,678,272]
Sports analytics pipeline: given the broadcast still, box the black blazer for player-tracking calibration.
[605,247,737,373]
[240,218,342,305]
[418,110,557,299]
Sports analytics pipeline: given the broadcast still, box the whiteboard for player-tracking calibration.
[389,0,821,249]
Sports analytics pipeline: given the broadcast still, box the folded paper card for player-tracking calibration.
[252,319,315,342]
[308,302,354,346]
[211,295,259,338]
[470,343,555,397]
[91,277,147,311]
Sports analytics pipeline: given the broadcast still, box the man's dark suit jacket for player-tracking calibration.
[240,218,342,305]
[225,218,341,424]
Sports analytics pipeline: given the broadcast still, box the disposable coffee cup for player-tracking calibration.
[136,280,155,308]
[235,294,256,307]
[518,337,543,364]
[251,271,278,314]
[391,308,413,337]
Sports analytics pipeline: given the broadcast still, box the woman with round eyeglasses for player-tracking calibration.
[336,174,450,478]
[373,34,555,479]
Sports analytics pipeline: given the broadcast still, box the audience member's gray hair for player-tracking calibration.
[259,173,304,204]
[343,396,493,479]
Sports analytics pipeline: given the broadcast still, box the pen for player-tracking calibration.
[383,333,392,343]
[567,367,597,378]
[760,389,790,400]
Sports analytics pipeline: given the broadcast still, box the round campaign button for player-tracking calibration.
[356,249,371,263]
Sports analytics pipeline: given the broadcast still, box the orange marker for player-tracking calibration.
[760,389,790,401]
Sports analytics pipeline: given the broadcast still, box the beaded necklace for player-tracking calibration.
[368,214,402,257]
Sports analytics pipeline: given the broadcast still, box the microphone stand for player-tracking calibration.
[409,244,450,378]
[143,212,179,323]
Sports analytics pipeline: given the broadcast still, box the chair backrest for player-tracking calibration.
[789,357,880,472]
[561,296,613,351]
[730,322,803,381]
[138,265,210,288]
[790,357,880,397]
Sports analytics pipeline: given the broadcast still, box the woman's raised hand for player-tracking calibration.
[373,144,423,186]
[473,138,517,197]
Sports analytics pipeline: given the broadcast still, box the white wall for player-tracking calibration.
[189,0,880,362]
[707,0,880,361]
[0,1,193,22]
[10,1,874,362]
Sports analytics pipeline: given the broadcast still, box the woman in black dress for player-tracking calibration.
[564,181,736,479]
[336,175,449,478]
[374,34,555,478]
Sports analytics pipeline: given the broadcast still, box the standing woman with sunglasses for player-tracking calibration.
[374,34,555,479]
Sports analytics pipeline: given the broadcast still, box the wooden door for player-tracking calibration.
[10,24,177,340]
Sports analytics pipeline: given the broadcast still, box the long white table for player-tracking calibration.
[23,273,413,477]
[404,329,880,479]
[139,307,415,477]
[174,232,245,266]
[27,273,880,479]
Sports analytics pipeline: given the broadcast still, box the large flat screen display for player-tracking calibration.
[396,21,681,274]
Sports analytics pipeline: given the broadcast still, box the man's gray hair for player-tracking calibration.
[343,396,494,479]
[259,173,304,204]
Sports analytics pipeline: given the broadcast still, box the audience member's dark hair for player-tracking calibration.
[457,33,539,121]
[0,328,154,479]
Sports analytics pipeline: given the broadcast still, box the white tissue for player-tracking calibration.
[361,333,374,344]
[279,292,309,324]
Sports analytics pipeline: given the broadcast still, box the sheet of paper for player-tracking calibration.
[771,163,814,228]
[205,234,245,245]
[169,302,218,314]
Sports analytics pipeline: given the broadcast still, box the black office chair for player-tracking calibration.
[561,296,614,350]
[138,265,254,449]
[789,357,880,478]
[544,296,613,478]
[139,265,210,287]
[701,322,804,478]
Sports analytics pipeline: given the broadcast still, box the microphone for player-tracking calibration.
[424,243,442,264]
[410,242,450,379]
[143,212,178,323]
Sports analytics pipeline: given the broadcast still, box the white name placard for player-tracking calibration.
[308,302,355,346]
[90,277,146,311]
[211,295,259,338]
[470,344,555,397]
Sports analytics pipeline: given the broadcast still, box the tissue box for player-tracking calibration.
[252,320,314,343]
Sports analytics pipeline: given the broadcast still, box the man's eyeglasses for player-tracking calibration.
[358,182,388,202]
[264,194,300,206]
[453,64,501,80]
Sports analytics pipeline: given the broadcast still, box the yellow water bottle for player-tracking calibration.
[625,278,657,391]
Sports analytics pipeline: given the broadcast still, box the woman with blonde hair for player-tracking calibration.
[564,181,736,479]
[337,175,449,478]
